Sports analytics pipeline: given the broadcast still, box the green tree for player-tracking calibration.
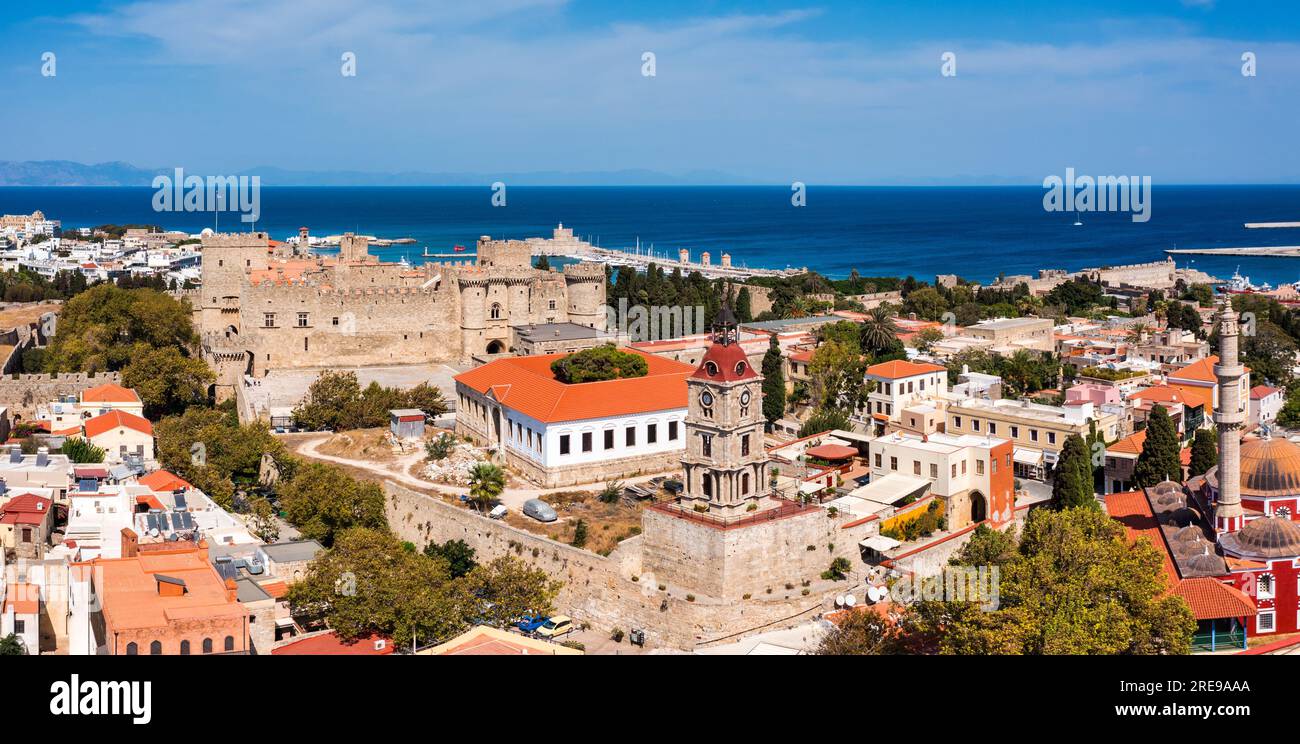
[293,370,362,431]
[467,462,506,512]
[425,432,456,461]
[549,344,648,383]
[59,436,105,464]
[423,539,477,579]
[278,463,387,546]
[121,346,215,418]
[571,518,589,548]
[248,496,281,543]
[286,527,471,648]
[534,254,550,271]
[42,284,198,373]
[1134,405,1183,486]
[155,407,288,509]
[464,555,563,629]
[902,286,948,321]
[799,407,850,437]
[1051,434,1096,509]
[1279,386,1300,429]
[0,633,25,655]
[735,287,753,322]
[829,508,1196,655]
[761,334,786,427]
[950,524,1018,568]
[1188,429,1218,477]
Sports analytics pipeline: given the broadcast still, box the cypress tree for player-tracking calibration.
[1188,429,1217,477]
[1052,434,1096,509]
[534,254,550,271]
[1134,405,1183,486]
[736,287,753,322]
[761,334,786,429]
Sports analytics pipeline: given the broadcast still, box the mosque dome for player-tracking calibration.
[1220,516,1300,560]
[1239,437,1300,498]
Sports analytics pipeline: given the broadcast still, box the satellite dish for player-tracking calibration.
[844,594,857,607]
[835,595,845,607]
[866,586,881,603]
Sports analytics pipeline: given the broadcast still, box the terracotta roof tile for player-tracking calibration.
[864,359,946,379]
[84,410,153,438]
[80,383,141,404]
[1172,578,1257,620]
[455,349,693,424]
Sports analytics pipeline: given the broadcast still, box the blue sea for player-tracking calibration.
[3,185,1300,286]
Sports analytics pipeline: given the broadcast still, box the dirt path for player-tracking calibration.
[287,434,681,510]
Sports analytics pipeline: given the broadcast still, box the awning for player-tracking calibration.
[847,472,930,506]
[800,480,829,495]
[1013,447,1043,466]
[860,535,901,553]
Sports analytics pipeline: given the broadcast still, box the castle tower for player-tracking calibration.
[198,232,271,335]
[680,305,768,516]
[1214,298,1246,532]
[678,247,689,264]
[562,263,606,331]
[339,232,371,263]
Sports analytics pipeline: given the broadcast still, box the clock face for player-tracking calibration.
[701,391,714,407]
[740,390,751,406]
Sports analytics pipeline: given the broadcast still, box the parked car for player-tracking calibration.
[488,504,508,519]
[522,499,557,522]
[535,615,573,639]
[516,613,548,634]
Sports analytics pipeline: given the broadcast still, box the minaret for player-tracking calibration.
[1214,298,1246,533]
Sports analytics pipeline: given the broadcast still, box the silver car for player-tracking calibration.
[522,498,558,522]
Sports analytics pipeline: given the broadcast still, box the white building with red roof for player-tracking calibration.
[863,359,949,436]
[1250,385,1283,430]
[83,409,154,465]
[454,348,694,487]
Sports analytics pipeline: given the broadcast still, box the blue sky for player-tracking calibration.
[1,0,1297,183]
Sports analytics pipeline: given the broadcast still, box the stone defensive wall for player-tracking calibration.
[384,481,879,649]
[0,372,123,418]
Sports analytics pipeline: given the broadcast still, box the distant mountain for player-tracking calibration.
[0,160,757,187]
[0,160,164,186]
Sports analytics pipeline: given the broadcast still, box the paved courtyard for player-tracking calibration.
[242,362,469,418]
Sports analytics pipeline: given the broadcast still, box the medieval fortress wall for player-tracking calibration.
[384,481,854,649]
[192,232,606,400]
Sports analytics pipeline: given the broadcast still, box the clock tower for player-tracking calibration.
[681,304,769,516]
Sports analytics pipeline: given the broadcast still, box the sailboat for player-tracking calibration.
[1073,210,1083,226]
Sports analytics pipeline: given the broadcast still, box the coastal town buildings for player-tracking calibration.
[946,397,1122,480]
[863,430,1016,529]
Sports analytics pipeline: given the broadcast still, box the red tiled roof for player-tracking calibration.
[864,359,946,379]
[1251,385,1280,400]
[1172,578,1257,621]
[1106,431,1191,465]
[84,410,153,438]
[81,382,141,404]
[2,583,39,615]
[691,340,759,383]
[272,632,393,656]
[1105,490,1179,584]
[137,470,192,492]
[1168,356,1218,383]
[455,349,694,424]
[259,580,288,599]
[0,494,52,526]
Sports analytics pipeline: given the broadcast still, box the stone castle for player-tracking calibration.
[190,232,607,399]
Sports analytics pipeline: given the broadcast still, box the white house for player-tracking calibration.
[1251,385,1284,430]
[454,349,694,487]
[84,410,154,465]
[863,359,949,435]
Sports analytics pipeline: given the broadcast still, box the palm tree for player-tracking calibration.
[1126,322,1150,345]
[860,305,900,352]
[467,462,506,512]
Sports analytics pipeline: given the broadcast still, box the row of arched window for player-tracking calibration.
[124,635,236,655]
